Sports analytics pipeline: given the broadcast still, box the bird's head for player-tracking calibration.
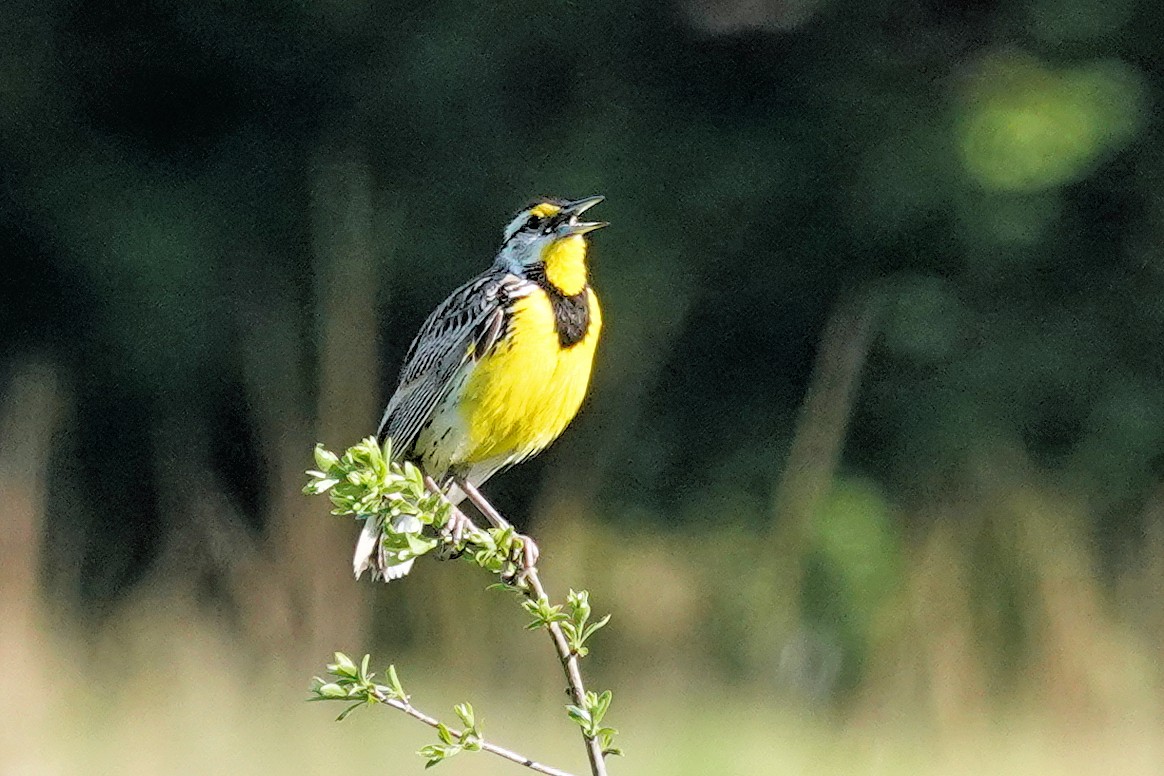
[497,195,607,296]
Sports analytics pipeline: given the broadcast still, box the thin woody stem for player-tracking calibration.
[457,480,610,776]
[419,476,610,776]
[458,480,511,529]
[367,686,578,776]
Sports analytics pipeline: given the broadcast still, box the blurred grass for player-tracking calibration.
[3,362,1163,774]
[4,516,1162,776]
[5,268,1164,775]
[5,467,1164,774]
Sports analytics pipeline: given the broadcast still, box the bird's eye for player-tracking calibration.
[525,214,543,231]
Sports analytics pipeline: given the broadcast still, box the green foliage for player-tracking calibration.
[566,691,621,758]
[309,652,407,723]
[418,703,484,768]
[802,479,904,692]
[561,590,612,658]
[522,596,569,630]
[957,52,1146,193]
[521,590,611,657]
[305,437,528,575]
[310,654,489,767]
[305,440,619,773]
[306,438,449,531]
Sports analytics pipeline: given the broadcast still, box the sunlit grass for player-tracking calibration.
[5,514,1162,776]
[8,630,1160,776]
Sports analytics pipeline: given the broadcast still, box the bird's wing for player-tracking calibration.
[377,269,529,457]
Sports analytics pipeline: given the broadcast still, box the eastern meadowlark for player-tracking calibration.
[354,195,607,581]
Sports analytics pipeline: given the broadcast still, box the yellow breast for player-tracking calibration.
[458,289,602,465]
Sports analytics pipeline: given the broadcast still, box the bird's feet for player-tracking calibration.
[518,532,540,570]
[502,532,540,586]
[449,477,540,583]
[436,506,473,560]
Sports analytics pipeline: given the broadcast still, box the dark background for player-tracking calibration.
[2,0,1162,773]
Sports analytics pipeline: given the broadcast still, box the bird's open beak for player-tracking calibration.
[558,195,609,236]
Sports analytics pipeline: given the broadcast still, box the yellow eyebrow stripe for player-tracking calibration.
[529,202,562,219]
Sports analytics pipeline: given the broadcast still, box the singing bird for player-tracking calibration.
[354,195,607,580]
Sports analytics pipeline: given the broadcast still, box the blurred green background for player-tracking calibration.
[3,0,1164,773]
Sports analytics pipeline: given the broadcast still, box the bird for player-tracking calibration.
[354,195,608,581]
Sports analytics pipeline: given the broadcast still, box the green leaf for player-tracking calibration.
[566,705,591,728]
[583,614,612,641]
[335,702,363,721]
[436,723,454,746]
[567,589,591,620]
[303,477,340,495]
[316,683,347,699]
[403,460,424,490]
[313,444,340,471]
[597,725,621,755]
[333,652,358,678]
[387,664,406,700]
[419,743,461,768]
[485,582,516,592]
[404,532,438,555]
[592,690,612,723]
[522,597,567,630]
[453,702,475,731]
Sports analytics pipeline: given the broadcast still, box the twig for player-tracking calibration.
[308,443,616,774]
[458,480,511,529]
[367,686,578,776]
[458,480,610,776]
[418,477,609,776]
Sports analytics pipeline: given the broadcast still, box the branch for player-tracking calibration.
[304,440,619,775]
[311,654,577,776]
[458,480,611,776]
[369,688,577,776]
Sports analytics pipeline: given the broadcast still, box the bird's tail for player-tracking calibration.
[351,462,500,582]
[352,513,423,581]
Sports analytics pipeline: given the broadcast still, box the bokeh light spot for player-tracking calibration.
[957,52,1146,193]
